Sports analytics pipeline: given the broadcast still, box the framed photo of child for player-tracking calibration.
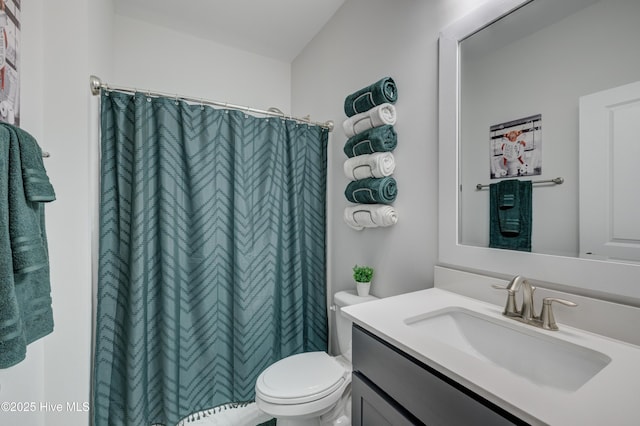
[0,0,19,126]
[490,114,542,179]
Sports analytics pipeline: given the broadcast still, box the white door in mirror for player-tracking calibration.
[579,80,640,262]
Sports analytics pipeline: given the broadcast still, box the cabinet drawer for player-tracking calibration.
[352,372,419,426]
[352,325,525,426]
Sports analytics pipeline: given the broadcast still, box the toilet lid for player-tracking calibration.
[256,352,347,404]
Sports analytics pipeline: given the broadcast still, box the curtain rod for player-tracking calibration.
[89,75,334,132]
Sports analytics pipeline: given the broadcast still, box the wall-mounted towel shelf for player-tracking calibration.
[476,177,564,190]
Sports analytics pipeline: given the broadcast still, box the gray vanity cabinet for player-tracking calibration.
[351,325,528,426]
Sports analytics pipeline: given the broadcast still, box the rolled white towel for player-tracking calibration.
[342,103,396,138]
[343,152,396,181]
[344,204,398,230]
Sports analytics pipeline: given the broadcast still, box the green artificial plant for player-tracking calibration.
[352,265,374,283]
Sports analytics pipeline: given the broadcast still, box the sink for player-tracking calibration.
[343,287,640,425]
[404,307,611,392]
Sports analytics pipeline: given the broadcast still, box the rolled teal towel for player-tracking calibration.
[344,77,397,117]
[345,177,397,205]
[343,125,397,158]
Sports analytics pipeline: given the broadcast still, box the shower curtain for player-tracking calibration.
[93,91,328,426]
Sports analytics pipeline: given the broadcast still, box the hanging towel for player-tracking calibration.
[344,204,398,230]
[344,77,398,117]
[0,124,55,369]
[343,152,395,181]
[345,176,397,205]
[343,125,397,158]
[342,103,396,138]
[17,129,56,203]
[496,179,520,235]
[489,180,532,252]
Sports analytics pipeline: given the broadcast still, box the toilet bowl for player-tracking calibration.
[255,290,378,426]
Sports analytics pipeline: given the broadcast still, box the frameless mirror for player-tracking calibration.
[438,0,640,305]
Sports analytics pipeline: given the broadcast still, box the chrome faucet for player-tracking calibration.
[493,275,577,331]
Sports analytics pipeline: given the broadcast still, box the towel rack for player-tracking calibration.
[476,177,564,190]
[42,151,50,158]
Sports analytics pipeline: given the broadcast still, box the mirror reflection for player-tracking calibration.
[459,0,640,261]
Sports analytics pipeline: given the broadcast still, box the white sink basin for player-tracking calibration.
[342,287,640,425]
[404,307,611,392]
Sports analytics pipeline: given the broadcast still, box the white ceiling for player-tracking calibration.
[114,0,347,62]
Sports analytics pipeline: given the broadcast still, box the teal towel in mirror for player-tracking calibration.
[344,77,397,117]
[345,176,397,205]
[497,179,520,235]
[497,179,518,209]
[343,125,397,158]
[489,180,532,252]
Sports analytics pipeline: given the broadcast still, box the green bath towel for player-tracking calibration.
[16,127,56,202]
[0,125,55,369]
[344,77,397,117]
[496,179,520,235]
[489,180,532,252]
[343,125,397,158]
[345,176,397,205]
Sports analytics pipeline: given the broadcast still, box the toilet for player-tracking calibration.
[255,290,378,426]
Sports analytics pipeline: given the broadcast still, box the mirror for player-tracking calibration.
[438,0,640,305]
[459,0,640,259]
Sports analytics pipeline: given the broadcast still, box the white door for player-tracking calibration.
[579,81,640,262]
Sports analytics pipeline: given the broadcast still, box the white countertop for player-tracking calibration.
[342,288,640,426]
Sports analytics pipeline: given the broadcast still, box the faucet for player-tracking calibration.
[492,275,577,330]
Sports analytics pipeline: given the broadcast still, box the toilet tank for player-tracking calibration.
[334,291,378,361]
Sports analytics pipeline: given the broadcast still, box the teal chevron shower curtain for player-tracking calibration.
[93,91,328,426]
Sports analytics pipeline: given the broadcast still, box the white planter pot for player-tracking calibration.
[356,281,371,297]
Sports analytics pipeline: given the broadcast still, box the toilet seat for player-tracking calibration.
[256,352,349,405]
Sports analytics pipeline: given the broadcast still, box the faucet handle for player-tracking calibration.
[491,284,519,317]
[540,297,577,331]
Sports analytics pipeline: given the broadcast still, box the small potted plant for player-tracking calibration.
[353,264,374,296]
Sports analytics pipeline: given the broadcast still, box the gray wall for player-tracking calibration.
[291,0,480,352]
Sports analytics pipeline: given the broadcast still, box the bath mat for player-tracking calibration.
[177,402,275,426]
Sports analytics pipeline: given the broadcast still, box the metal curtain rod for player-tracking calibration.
[89,75,334,132]
[476,177,564,190]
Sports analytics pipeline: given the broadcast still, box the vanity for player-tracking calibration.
[351,323,523,425]
[342,0,640,423]
[343,272,640,425]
